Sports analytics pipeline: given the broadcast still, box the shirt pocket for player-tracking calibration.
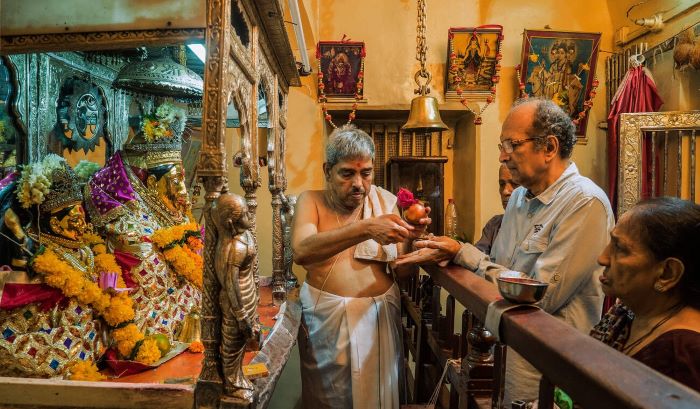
[520,236,549,254]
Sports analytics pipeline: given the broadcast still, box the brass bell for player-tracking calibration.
[402,95,449,133]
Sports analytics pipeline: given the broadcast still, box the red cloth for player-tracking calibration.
[103,348,154,377]
[0,283,65,311]
[607,66,663,212]
[605,66,663,314]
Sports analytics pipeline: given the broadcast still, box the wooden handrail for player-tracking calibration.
[423,264,700,409]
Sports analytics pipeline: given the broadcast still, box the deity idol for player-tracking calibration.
[0,156,130,378]
[84,102,202,344]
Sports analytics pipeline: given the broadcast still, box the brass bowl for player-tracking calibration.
[497,277,549,304]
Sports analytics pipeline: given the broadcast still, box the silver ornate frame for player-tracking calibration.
[617,110,700,215]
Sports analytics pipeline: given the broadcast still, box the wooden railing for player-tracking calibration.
[400,264,700,409]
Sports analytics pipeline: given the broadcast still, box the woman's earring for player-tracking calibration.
[654,283,664,292]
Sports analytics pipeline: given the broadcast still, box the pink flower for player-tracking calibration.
[396,188,416,209]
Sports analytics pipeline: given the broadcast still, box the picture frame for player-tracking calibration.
[316,41,365,102]
[445,26,504,99]
[519,30,601,136]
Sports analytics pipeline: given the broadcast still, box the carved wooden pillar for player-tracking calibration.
[266,75,286,303]
[270,188,285,303]
[241,59,260,288]
[195,0,231,407]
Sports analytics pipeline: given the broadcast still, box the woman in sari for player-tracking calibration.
[592,197,700,391]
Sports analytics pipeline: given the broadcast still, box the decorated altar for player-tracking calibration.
[0,0,301,408]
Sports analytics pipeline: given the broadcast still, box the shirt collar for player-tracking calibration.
[526,162,578,205]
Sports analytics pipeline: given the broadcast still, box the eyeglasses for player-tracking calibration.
[498,137,542,154]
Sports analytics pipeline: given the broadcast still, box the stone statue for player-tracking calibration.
[211,192,261,403]
[281,193,298,289]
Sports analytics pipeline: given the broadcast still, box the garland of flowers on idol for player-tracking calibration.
[141,102,187,142]
[30,233,162,377]
[316,41,365,129]
[449,26,504,125]
[16,156,162,379]
[151,222,204,290]
[515,32,600,127]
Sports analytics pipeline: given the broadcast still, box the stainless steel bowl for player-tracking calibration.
[497,277,549,304]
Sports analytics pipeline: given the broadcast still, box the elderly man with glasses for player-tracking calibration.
[396,98,614,406]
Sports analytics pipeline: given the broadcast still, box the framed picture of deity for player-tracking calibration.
[519,30,601,136]
[445,26,504,99]
[316,40,365,102]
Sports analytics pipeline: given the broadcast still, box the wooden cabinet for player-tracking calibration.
[386,156,447,236]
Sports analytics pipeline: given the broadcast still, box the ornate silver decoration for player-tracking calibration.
[0,29,205,54]
[53,78,107,153]
[113,53,204,99]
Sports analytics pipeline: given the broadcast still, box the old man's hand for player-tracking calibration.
[394,236,461,266]
[367,214,413,245]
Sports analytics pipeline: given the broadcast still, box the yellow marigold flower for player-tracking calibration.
[529,53,539,63]
[94,253,121,274]
[95,295,111,313]
[76,281,102,306]
[68,360,106,381]
[153,223,203,288]
[103,292,135,327]
[111,323,144,358]
[135,338,162,365]
[83,233,105,246]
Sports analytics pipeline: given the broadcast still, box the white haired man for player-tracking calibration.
[397,99,614,406]
[292,126,428,408]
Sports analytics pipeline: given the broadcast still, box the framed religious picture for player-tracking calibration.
[445,26,504,99]
[316,40,365,102]
[519,30,601,136]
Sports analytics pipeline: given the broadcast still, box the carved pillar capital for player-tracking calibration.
[200,175,228,201]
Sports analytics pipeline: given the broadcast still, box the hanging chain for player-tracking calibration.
[414,0,431,95]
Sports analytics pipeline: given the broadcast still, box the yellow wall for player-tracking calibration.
[606,1,700,112]
[286,0,616,250]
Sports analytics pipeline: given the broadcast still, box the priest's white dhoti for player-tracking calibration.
[298,281,402,409]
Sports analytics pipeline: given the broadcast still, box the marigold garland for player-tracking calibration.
[102,292,136,327]
[68,359,107,381]
[31,247,156,364]
[152,223,203,289]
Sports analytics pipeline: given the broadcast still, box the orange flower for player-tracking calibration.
[187,236,203,251]
[188,341,205,353]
